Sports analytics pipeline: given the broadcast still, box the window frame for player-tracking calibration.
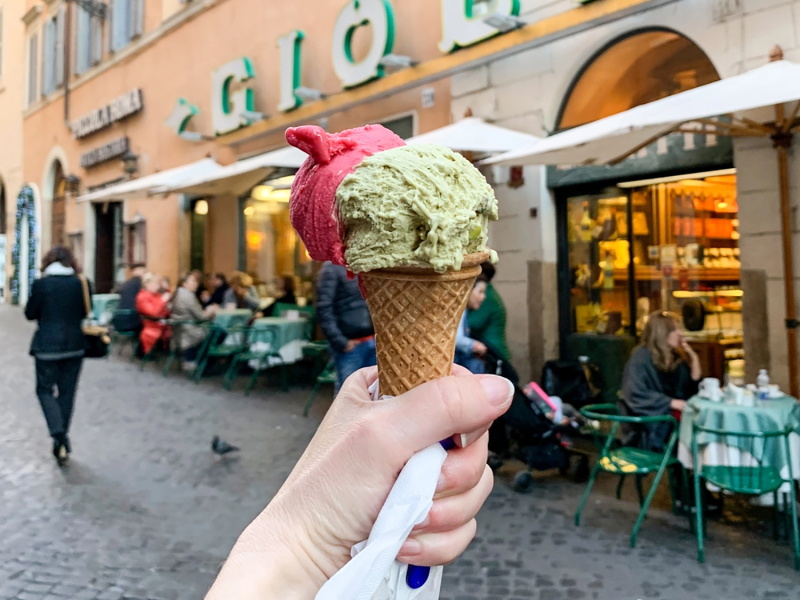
[125,219,147,266]
[26,30,39,106]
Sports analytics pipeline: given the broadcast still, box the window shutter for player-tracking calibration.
[91,13,103,65]
[132,0,144,38]
[55,9,65,87]
[111,0,129,52]
[28,33,38,105]
[75,6,91,74]
[42,20,55,96]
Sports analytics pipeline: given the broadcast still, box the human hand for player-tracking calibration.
[343,339,359,353]
[670,399,687,412]
[472,341,488,356]
[681,340,697,357]
[205,366,513,600]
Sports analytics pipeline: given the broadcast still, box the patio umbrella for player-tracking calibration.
[484,48,800,397]
[406,116,541,153]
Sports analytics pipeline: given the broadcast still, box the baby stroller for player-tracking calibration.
[483,350,590,493]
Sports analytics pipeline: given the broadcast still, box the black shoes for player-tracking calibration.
[52,436,70,467]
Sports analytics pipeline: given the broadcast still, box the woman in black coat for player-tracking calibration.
[24,246,90,466]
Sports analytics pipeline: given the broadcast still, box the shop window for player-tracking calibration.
[125,220,146,265]
[109,0,144,53]
[380,115,414,139]
[41,8,65,96]
[559,31,719,130]
[74,4,103,75]
[27,31,39,105]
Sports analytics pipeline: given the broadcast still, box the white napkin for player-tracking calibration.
[315,382,446,600]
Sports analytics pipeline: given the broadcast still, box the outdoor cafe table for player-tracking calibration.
[678,394,800,500]
[213,309,251,330]
[91,293,120,323]
[249,317,309,365]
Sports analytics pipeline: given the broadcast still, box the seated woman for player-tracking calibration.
[264,274,297,316]
[620,311,701,451]
[223,272,261,313]
[135,273,171,355]
[455,276,489,374]
[170,271,217,368]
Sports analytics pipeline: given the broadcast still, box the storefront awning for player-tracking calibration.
[405,117,541,153]
[483,59,800,167]
[77,158,222,203]
[154,146,308,197]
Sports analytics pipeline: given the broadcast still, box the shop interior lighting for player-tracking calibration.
[240,110,266,124]
[179,131,215,142]
[243,206,255,217]
[616,168,736,188]
[194,200,209,215]
[482,13,525,33]
[295,87,326,102]
[262,175,296,189]
[251,185,291,203]
[379,54,417,69]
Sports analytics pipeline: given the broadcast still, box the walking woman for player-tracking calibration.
[24,246,90,466]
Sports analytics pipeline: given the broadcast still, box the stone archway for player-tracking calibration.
[558,29,720,129]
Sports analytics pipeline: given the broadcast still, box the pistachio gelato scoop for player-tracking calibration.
[336,143,498,273]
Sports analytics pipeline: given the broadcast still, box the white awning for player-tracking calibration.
[405,117,541,153]
[154,145,308,196]
[77,158,222,203]
[483,60,800,166]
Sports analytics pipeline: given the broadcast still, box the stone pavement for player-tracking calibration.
[0,304,797,599]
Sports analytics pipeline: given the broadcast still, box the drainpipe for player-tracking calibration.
[64,1,72,127]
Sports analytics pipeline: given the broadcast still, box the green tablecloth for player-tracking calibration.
[251,317,309,364]
[91,294,120,323]
[678,395,800,480]
[213,309,252,330]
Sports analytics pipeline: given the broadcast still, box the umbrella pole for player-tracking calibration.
[773,130,800,398]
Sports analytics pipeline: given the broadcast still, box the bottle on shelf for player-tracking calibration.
[579,202,593,243]
[756,369,770,401]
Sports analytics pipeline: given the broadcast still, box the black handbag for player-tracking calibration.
[80,276,110,358]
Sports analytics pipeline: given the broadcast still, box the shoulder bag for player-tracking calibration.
[79,275,111,358]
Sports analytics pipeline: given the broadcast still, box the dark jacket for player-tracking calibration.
[316,262,373,352]
[25,271,90,358]
[467,283,511,362]
[114,275,142,331]
[620,345,699,451]
[207,282,229,306]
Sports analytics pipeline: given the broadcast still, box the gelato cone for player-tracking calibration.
[360,252,489,397]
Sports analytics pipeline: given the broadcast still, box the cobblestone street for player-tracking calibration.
[0,304,798,599]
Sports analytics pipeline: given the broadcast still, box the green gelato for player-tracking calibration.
[336,143,498,273]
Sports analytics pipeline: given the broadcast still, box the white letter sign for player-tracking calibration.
[332,0,396,89]
[212,57,255,135]
[278,30,305,112]
[439,0,520,53]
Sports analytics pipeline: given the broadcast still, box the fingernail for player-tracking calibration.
[458,433,468,448]
[399,538,422,556]
[480,376,514,406]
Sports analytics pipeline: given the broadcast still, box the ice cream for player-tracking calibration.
[286,124,406,266]
[336,143,497,273]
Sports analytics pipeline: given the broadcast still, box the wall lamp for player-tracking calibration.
[121,151,139,176]
[483,12,525,32]
[64,174,81,195]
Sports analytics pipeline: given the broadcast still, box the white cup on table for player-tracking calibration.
[699,377,721,402]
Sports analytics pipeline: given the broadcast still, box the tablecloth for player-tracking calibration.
[213,309,252,330]
[250,317,309,365]
[91,294,120,324]
[678,395,800,499]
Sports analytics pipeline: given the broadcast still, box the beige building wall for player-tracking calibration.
[0,0,26,302]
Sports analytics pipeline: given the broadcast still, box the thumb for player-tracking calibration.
[376,375,514,455]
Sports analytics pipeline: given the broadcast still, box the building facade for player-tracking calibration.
[0,0,26,303]
[13,0,800,391]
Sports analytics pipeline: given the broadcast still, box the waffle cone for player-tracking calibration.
[360,252,489,397]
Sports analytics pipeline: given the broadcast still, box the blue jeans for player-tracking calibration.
[332,339,377,396]
[455,350,486,375]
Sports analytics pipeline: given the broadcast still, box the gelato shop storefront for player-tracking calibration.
[551,31,743,398]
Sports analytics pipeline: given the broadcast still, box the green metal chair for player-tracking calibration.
[692,422,800,569]
[193,324,248,383]
[162,319,203,377]
[576,403,684,548]
[109,309,140,360]
[303,358,336,417]
[225,327,288,394]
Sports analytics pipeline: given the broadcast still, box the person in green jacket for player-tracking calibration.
[467,262,512,364]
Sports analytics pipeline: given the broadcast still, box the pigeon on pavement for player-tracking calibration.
[211,435,240,458]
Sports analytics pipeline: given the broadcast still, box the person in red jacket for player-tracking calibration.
[135,273,170,355]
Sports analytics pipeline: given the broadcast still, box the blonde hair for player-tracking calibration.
[642,311,682,372]
[229,271,253,289]
[142,272,160,287]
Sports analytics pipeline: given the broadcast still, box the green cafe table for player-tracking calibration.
[91,294,120,324]
[249,317,310,365]
[213,309,252,330]
[678,394,800,501]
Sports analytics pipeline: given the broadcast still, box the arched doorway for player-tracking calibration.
[51,161,67,246]
[558,29,720,129]
[554,30,742,392]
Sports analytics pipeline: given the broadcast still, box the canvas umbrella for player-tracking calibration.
[484,48,800,397]
[406,116,541,153]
